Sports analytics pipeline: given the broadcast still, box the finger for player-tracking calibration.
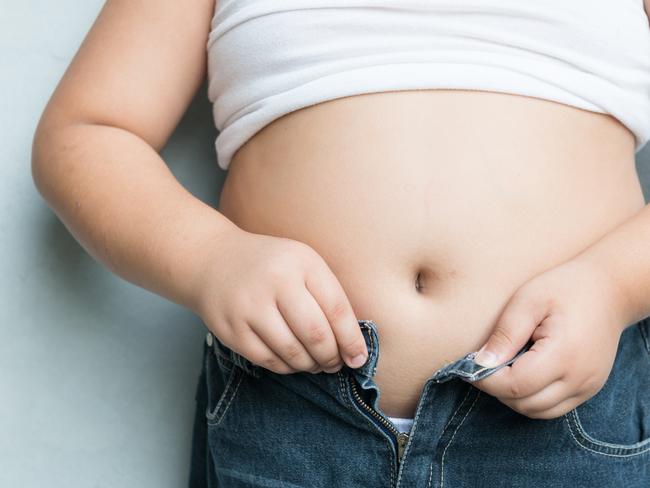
[276,285,343,372]
[511,393,582,420]
[498,378,569,416]
[474,291,552,368]
[225,319,300,374]
[305,265,368,369]
[247,308,321,373]
[473,337,563,399]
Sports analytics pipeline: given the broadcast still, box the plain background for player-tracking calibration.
[2,2,650,487]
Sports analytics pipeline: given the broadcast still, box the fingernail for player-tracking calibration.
[348,353,367,368]
[474,349,499,368]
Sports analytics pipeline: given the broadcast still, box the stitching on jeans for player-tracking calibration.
[204,351,224,419]
[359,321,377,376]
[337,371,350,407]
[561,320,650,458]
[442,367,485,381]
[441,386,473,437]
[440,391,481,488]
[396,378,434,487]
[206,369,245,426]
[218,371,245,425]
[563,411,650,458]
[213,339,262,378]
[429,385,478,487]
[364,322,378,371]
[216,352,235,373]
[205,368,242,424]
[426,386,473,488]
[395,378,443,486]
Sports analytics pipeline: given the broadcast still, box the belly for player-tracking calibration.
[217,89,644,418]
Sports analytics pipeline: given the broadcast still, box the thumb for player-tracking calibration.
[474,292,547,368]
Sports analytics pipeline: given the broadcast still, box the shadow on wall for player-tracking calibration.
[31,76,226,438]
[637,144,650,203]
[161,79,226,206]
[35,78,225,326]
[23,79,225,486]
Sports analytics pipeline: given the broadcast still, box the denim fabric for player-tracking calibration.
[188,317,650,487]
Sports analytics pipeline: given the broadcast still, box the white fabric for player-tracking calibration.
[387,415,415,433]
[206,0,650,170]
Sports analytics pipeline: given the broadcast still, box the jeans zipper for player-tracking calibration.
[348,375,410,465]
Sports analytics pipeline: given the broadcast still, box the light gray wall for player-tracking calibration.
[2,2,650,488]
[2,2,224,487]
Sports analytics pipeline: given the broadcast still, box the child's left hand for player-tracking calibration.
[471,256,629,419]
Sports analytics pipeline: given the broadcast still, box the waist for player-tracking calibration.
[217,89,644,417]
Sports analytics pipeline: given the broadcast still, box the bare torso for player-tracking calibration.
[217,89,644,418]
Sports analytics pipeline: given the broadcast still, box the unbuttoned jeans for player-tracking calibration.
[188,317,650,487]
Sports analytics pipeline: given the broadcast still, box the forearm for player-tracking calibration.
[573,202,650,327]
[31,122,240,314]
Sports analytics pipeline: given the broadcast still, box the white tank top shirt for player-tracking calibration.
[206,0,650,171]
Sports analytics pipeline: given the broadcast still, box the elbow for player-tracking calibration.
[31,117,52,200]
[30,96,84,194]
[31,120,49,197]
[30,113,78,205]
[30,116,61,202]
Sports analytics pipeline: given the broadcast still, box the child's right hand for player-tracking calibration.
[193,227,369,375]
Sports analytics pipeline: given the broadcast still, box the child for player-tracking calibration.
[32,1,650,486]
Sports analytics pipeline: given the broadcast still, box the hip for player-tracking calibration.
[190,317,650,487]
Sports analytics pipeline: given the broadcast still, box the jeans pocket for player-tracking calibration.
[204,340,248,427]
[564,317,650,457]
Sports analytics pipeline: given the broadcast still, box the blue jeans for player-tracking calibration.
[188,318,650,487]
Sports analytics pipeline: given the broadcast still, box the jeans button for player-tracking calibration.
[206,332,213,347]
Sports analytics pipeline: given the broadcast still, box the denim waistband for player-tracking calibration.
[206,318,534,383]
[207,331,264,378]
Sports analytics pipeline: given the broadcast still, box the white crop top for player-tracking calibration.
[206,0,650,171]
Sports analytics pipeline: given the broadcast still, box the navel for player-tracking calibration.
[414,268,428,293]
[413,264,457,294]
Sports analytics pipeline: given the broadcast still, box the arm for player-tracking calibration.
[31,0,237,313]
[645,0,650,25]
[572,202,650,327]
